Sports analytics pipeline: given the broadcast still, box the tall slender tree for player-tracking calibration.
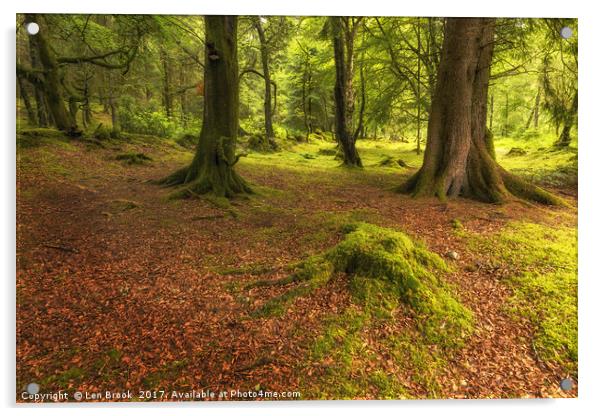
[159,15,251,198]
[331,16,363,167]
[399,18,562,205]
[253,16,277,149]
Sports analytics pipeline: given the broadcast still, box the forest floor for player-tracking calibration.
[16,128,578,401]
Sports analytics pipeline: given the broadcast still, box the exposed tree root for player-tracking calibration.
[398,165,566,206]
[158,164,252,199]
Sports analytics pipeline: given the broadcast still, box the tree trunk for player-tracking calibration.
[555,90,578,147]
[415,20,422,155]
[109,97,121,137]
[253,17,277,149]
[533,88,540,129]
[26,14,78,134]
[331,17,362,167]
[82,75,92,128]
[158,15,251,198]
[17,75,36,125]
[160,48,173,118]
[525,87,541,130]
[399,18,562,205]
[488,94,494,131]
[354,60,366,143]
[302,60,312,141]
[27,33,48,127]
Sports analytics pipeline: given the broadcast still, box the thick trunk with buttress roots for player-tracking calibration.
[399,18,563,205]
[157,15,251,198]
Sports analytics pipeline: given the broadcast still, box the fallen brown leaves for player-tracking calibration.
[16,140,577,401]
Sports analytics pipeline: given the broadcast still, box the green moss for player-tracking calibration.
[17,131,74,152]
[115,152,153,165]
[470,221,577,374]
[451,218,464,230]
[304,304,444,399]
[107,199,140,212]
[495,133,578,187]
[255,222,473,349]
[387,332,446,397]
[93,124,112,140]
[141,359,188,389]
[43,366,85,389]
[91,348,124,382]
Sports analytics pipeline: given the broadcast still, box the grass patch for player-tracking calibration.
[141,359,188,389]
[470,221,577,374]
[495,133,578,187]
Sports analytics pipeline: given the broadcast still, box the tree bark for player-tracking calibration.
[253,17,277,149]
[27,32,48,127]
[555,90,577,147]
[24,14,79,134]
[17,75,36,125]
[399,18,562,205]
[158,15,251,198]
[331,17,362,167]
[160,48,173,118]
[525,87,541,130]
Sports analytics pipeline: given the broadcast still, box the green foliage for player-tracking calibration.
[120,107,177,138]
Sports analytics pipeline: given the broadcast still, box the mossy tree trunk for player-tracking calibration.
[555,90,578,147]
[27,27,48,127]
[25,14,79,134]
[331,17,363,167]
[17,75,36,125]
[253,17,277,150]
[399,18,563,205]
[159,47,173,118]
[159,15,251,198]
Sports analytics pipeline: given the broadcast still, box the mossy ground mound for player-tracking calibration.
[249,222,474,398]
[115,152,153,165]
[253,222,473,349]
[378,155,410,168]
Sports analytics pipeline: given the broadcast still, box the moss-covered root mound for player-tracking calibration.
[255,222,474,349]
